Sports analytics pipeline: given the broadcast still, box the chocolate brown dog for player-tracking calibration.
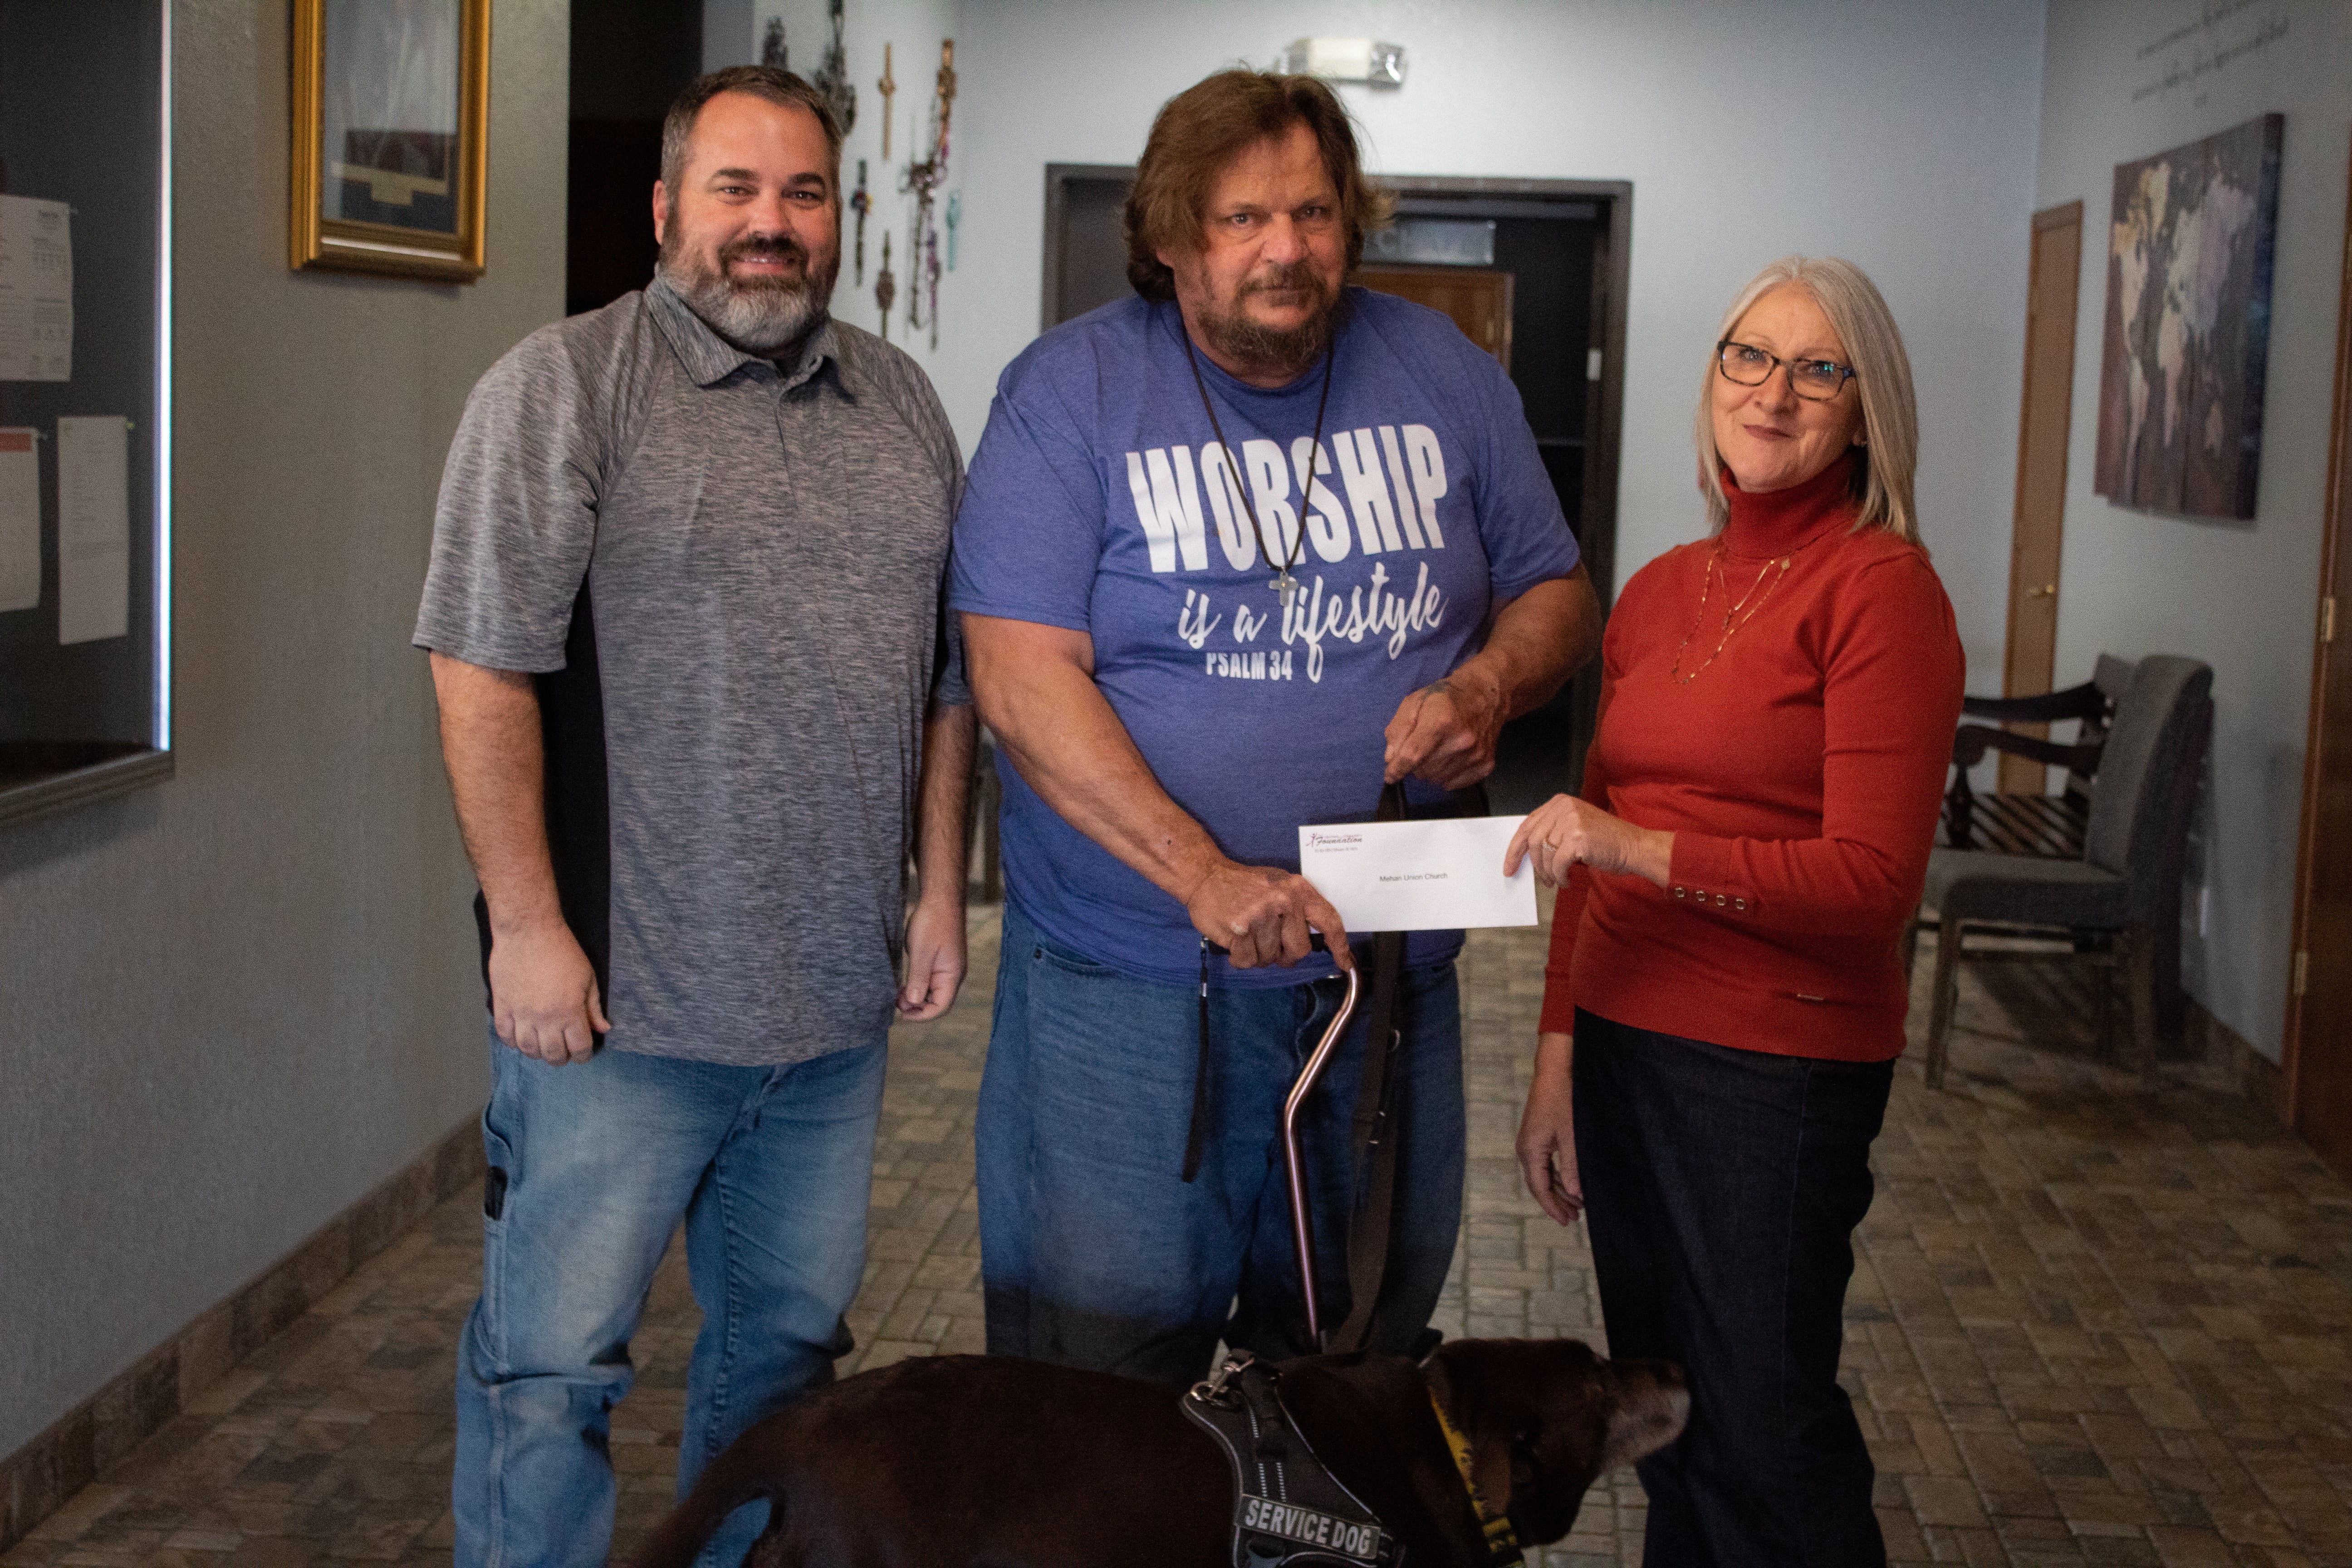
[627,1338,1687,1568]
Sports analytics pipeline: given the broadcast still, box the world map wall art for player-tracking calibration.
[2094,113,2283,521]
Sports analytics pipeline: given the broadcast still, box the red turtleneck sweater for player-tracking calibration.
[1540,456,1964,1060]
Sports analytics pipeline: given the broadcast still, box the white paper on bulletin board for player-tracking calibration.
[0,429,37,612]
[0,196,73,382]
[57,415,127,644]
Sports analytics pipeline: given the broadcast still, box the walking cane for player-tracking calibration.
[1204,934,1362,1350]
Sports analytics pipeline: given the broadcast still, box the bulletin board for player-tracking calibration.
[0,0,171,827]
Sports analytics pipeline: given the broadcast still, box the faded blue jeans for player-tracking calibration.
[977,903,1465,1387]
[453,1028,887,1568]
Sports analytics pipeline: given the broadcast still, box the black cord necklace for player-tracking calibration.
[1181,321,1337,608]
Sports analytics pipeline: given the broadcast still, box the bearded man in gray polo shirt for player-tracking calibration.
[412,66,973,1568]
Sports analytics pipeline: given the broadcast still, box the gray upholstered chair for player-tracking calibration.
[1909,655,2213,1089]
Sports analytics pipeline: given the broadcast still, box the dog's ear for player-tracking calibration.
[1425,1341,1571,1520]
[1599,1359,1690,1471]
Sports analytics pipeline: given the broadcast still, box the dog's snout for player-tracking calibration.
[1599,1358,1690,1470]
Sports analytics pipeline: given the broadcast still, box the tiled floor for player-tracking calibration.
[6,908,2349,1567]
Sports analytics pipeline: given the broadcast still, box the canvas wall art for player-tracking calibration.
[2093,113,2282,520]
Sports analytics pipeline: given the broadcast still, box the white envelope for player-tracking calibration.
[1298,815,1538,933]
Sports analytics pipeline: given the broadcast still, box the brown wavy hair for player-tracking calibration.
[1122,70,1392,302]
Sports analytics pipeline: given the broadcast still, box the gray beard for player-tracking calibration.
[1197,272,1341,380]
[659,243,838,356]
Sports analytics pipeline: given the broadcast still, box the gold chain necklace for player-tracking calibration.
[1668,544,1805,684]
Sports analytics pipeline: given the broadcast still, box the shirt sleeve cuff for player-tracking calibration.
[1664,833,1758,918]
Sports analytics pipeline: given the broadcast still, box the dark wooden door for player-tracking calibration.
[2286,144,2352,1180]
[1354,265,1514,368]
[2000,203,2082,794]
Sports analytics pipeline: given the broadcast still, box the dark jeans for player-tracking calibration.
[1575,1008,1893,1568]
[977,903,1466,1387]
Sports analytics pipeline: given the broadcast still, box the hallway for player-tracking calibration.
[6,912,2349,1568]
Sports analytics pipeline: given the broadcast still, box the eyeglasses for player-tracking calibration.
[1716,339,1857,402]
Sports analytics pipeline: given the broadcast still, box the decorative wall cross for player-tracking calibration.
[876,232,896,343]
[810,0,855,134]
[900,40,955,347]
[849,160,871,284]
[876,44,896,159]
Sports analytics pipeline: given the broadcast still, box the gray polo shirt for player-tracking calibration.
[415,276,966,1066]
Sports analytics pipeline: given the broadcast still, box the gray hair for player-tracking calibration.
[1695,256,1921,547]
[659,66,842,207]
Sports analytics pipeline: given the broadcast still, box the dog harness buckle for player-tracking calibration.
[1182,1358,1400,1568]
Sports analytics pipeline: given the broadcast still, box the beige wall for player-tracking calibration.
[0,0,567,1456]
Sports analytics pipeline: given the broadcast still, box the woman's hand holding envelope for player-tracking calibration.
[1504,794,1676,890]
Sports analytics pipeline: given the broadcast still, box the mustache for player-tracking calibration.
[1241,263,1329,299]
[719,233,811,274]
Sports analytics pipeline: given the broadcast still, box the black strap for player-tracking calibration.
[1185,944,1215,1181]
[1330,779,1487,1353]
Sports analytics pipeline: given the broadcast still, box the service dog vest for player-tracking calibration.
[1181,1353,1399,1568]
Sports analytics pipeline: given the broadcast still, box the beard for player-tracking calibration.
[658,225,840,355]
[1196,263,1342,377]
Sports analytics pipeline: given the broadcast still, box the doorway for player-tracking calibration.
[1999,201,2083,793]
[567,0,703,317]
[2283,141,2352,1181]
[1039,168,1632,808]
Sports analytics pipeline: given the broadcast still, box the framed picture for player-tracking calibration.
[2093,113,2283,520]
[289,0,490,282]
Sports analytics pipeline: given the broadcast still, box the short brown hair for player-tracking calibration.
[660,66,842,205]
[1122,70,1392,301]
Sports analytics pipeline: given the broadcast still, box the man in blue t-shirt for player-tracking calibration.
[951,68,1602,1385]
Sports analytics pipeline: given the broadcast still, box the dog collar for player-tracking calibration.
[1426,1387,1525,1568]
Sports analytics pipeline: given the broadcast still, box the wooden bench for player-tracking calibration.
[1941,654,2130,858]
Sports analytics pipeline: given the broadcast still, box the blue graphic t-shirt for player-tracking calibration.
[951,288,1581,987]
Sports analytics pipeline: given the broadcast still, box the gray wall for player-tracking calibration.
[2035,0,2352,1062]
[0,0,567,1457]
[935,0,2048,710]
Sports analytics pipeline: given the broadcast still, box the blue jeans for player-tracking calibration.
[1574,1008,1893,1568]
[977,903,1465,1387]
[453,1029,887,1568]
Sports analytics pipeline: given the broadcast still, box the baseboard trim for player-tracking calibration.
[2185,999,2288,1117]
[0,1116,484,1554]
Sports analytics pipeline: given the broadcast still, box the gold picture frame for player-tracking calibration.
[290,0,490,282]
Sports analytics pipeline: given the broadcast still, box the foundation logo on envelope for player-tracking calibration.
[1303,831,1364,852]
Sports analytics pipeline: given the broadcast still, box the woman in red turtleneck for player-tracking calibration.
[1502,258,1962,1567]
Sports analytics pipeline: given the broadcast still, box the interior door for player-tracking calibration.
[1354,265,1514,368]
[1999,201,2084,793]
[2285,143,2352,1181]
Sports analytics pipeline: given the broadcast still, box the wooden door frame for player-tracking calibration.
[2282,143,2352,1125]
[1381,176,1632,607]
[1999,201,2084,791]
